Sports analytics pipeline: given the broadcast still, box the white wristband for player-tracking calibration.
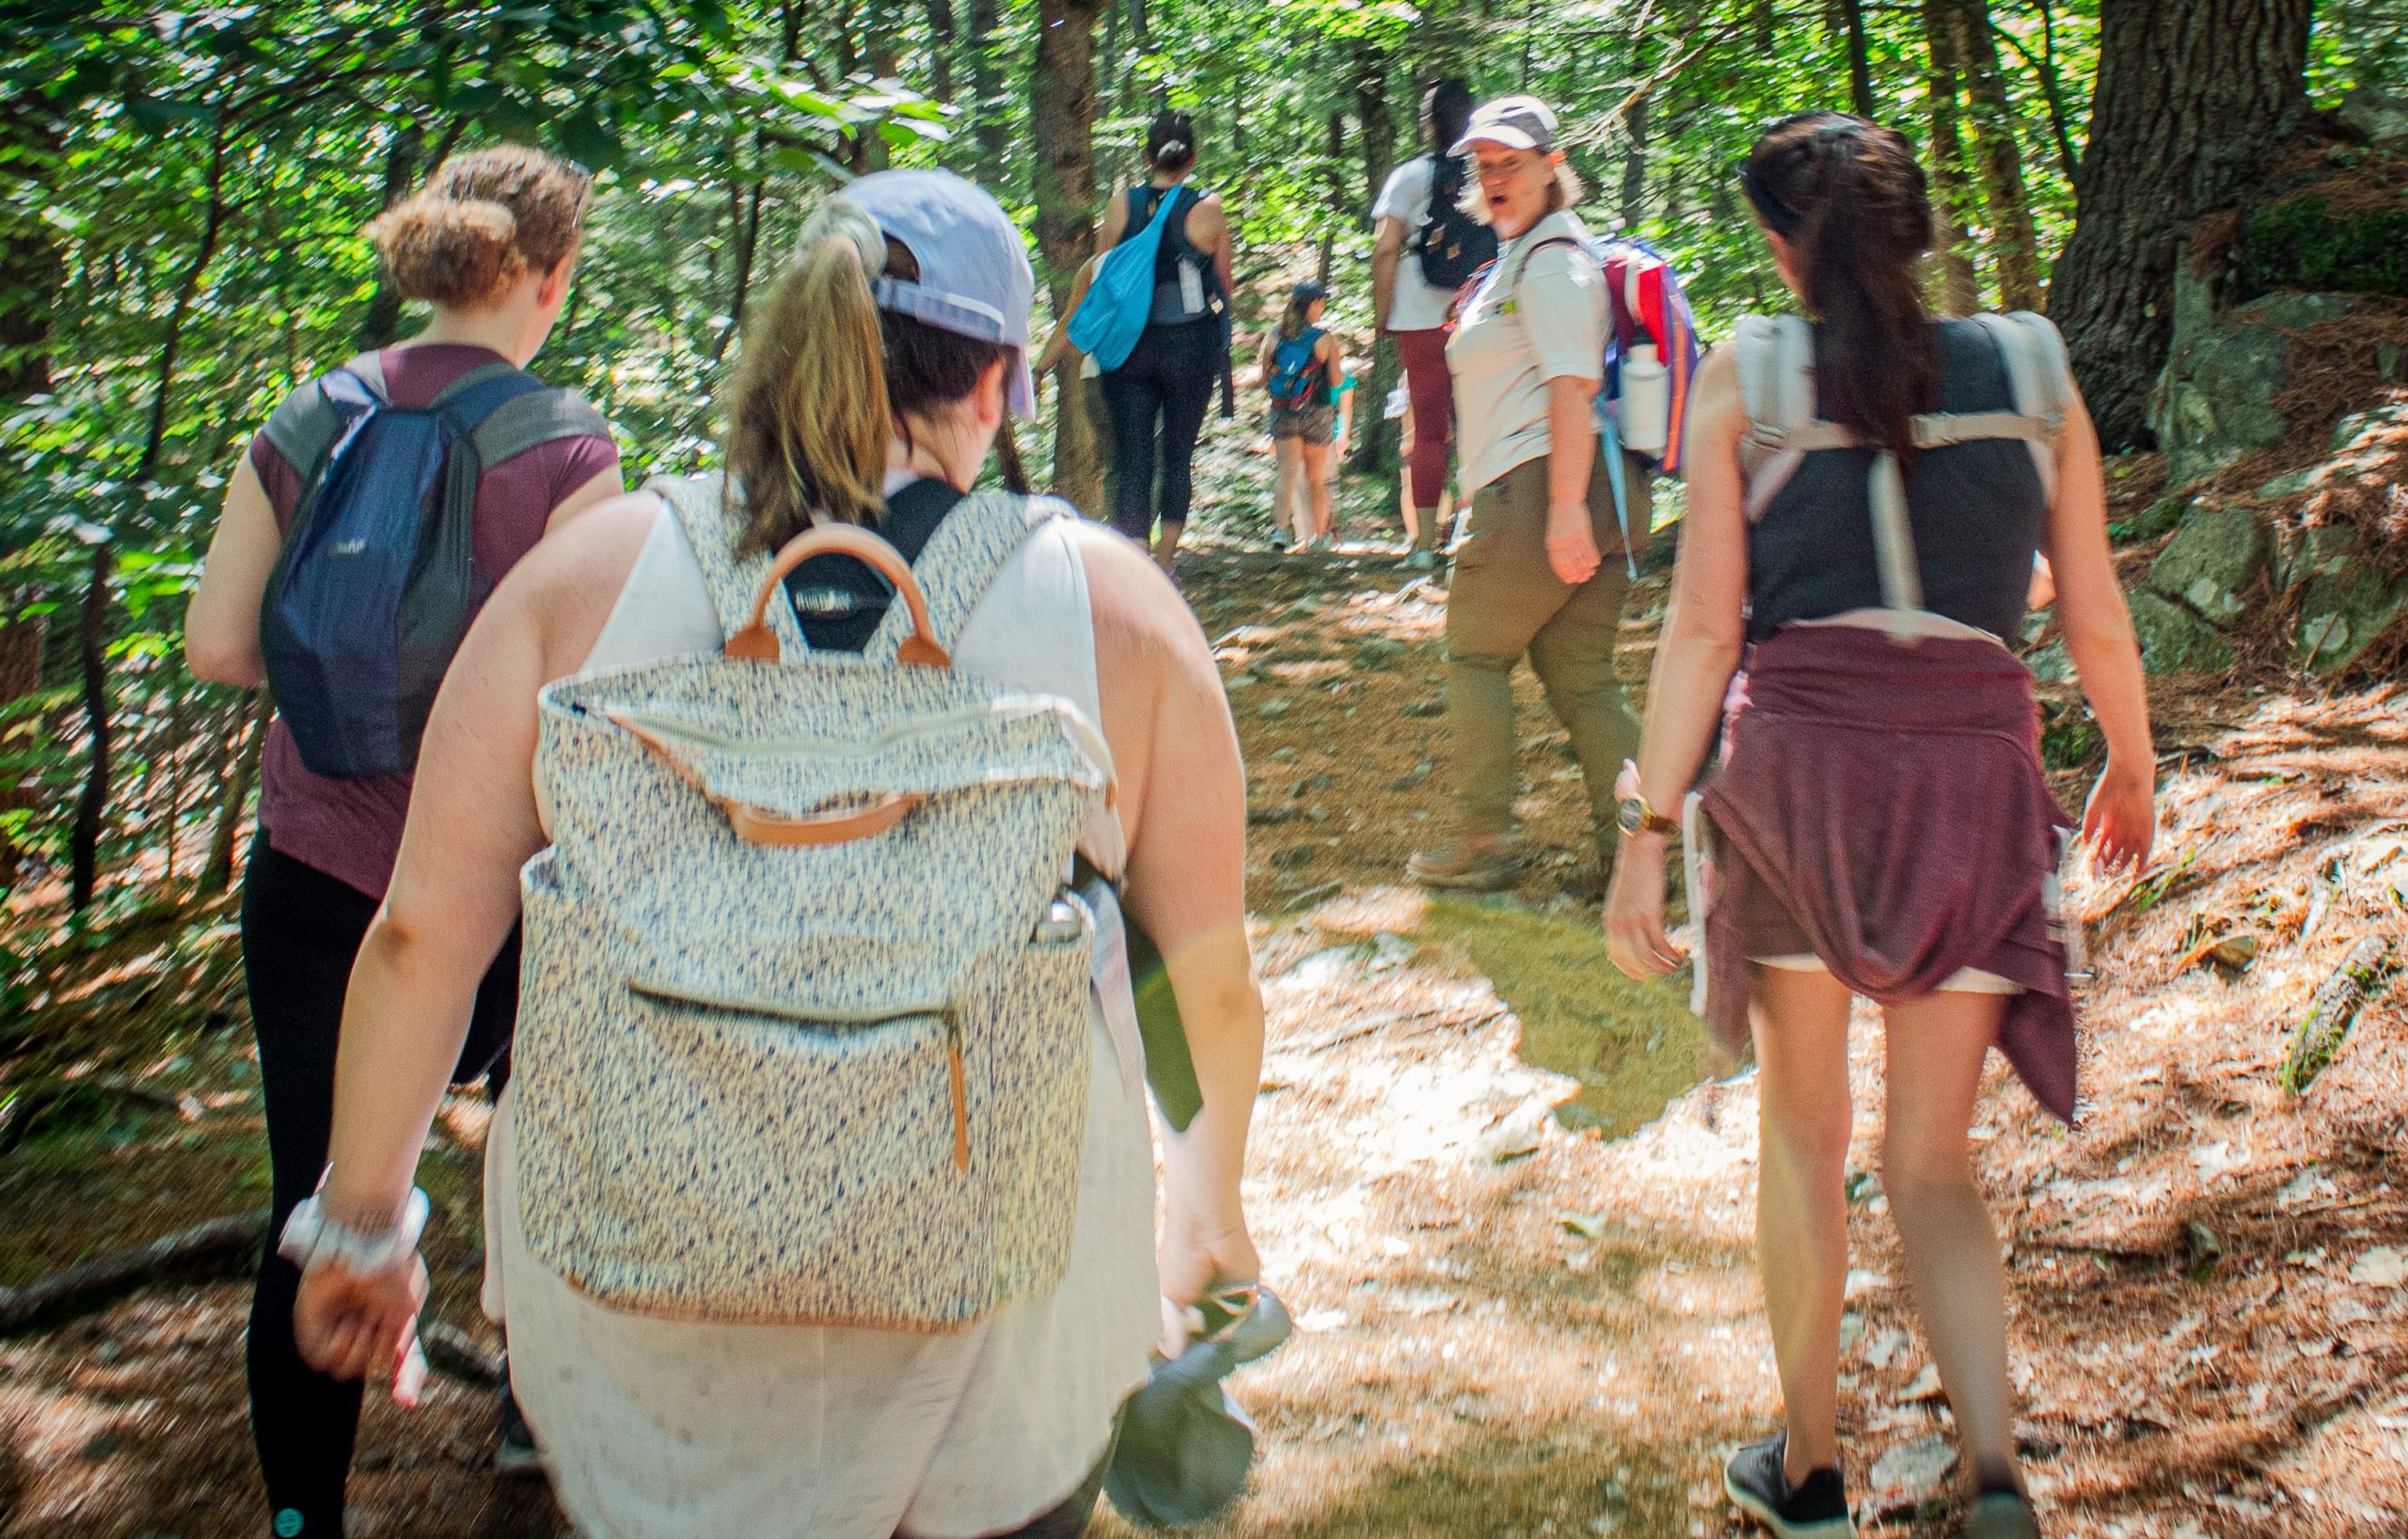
[277,1183,429,1276]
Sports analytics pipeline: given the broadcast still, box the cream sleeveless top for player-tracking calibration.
[483,483,1159,1539]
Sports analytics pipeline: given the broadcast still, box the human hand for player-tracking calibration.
[293,1253,430,1406]
[1605,833,1683,977]
[1545,500,1602,586]
[2082,754,2155,876]
[1158,1203,1259,1316]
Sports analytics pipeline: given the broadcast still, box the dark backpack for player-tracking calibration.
[258,353,609,777]
[1265,327,1325,411]
[1414,153,1498,292]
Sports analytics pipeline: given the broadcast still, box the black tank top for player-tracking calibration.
[1746,319,2046,643]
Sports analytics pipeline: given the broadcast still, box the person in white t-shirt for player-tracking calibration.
[1370,79,1480,569]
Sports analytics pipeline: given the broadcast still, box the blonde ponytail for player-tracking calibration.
[722,200,894,554]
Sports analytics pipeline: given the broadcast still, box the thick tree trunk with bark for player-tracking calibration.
[1924,0,1982,314]
[1031,0,1106,508]
[1952,0,2040,311]
[2051,0,2312,450]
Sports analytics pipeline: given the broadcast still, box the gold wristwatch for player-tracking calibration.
[1613,759,1680,839]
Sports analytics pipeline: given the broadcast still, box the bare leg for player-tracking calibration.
[1154,518,1184,570]
[1304,441,1334,545]
[1275,438,1307,551]
[1880,990,2023,1497]
[1750,963,1858,1484]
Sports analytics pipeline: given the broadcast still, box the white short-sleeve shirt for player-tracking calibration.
[1371,155,1459,335]
[1444,210,1606,496]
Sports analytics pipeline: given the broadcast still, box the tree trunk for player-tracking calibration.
[1923,0,1982,313]
[0,600,41,889]
[964,0,1009,183]
[1951,0,2040,311]
[1838,0,1875,117]
[708,179,767,366]
[2051,0,2312,450]
[198,694,271,896]
[356,119,427,349]
[1621,93,1649,232]
[1996,0,2083,188]
[68,540,113,913]
[1031,0,1105,504]
[1349,41,1402,476]
[925,0,957,98]
[135,124,230,484]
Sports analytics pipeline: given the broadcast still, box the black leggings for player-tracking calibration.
[1100,318,1220,544]
[240,836,518,1537]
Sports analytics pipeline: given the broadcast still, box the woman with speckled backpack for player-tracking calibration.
[281,169,1267,1539]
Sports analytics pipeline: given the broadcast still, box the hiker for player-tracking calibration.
[1258,279,1345,552]
[182,144,615,1539]
[1406,95,1650,896]
[1603,113,2155,1539]
[1035,251,1119,516]
[1092,109,1235,573]
[1372,78,1488,569]
[283,168,1267,1539]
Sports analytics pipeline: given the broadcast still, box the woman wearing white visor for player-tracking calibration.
[285,169,1266,1539]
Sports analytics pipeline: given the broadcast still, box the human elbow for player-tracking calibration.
[183,625,264,688]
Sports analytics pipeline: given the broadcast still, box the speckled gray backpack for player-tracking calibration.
[511,478,1116,1329]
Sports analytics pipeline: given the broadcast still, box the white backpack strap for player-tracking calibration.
[865,491,1061,664]
[1735,314,1849,522]
[1967,311,2068,506]
[644,471,807,655]
[1868,451,1925,626]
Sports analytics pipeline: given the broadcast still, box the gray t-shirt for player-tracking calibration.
[1444,210,1606,495]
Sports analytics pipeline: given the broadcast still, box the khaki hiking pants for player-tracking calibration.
[1442,449,1651,841]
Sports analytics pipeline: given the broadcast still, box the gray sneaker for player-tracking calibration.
[1967,1491,2041,1539]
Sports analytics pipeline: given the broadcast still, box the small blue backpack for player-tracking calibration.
[1068,186,1195,372]
[257,352,608,777]
[1264,327,1325,411]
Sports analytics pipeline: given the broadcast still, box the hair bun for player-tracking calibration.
[366,193,527,308]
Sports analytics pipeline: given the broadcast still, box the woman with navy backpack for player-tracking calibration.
[185,144,618,1538]
[1606,114,2153,1539]
[1257,279,1345,551]
[1093,109,1235,573]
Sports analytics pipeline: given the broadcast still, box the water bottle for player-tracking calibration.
[1619,342,1671,457]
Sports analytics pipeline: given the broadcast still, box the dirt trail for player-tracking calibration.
[5,505,2406,1538]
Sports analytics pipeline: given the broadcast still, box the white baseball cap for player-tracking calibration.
[1450,95,1561,155]
[839,169,1038,419]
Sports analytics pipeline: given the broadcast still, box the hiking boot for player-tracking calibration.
[1407,835,1521,892]
[1724,1435,1855,1538]
[1967,1490,2041,1539]
[496,1382,543,1478]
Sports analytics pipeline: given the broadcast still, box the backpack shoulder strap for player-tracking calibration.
[1957,311,2067,505]
[471,387,613,468]
[1735,313,1848,521]
[346,349,390,401]
[866,492,1061,664]
[645,471,805,654]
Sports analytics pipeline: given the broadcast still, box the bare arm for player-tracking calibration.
[1036,258,1099,378]
[1544,375,1604,583]
[546,463,625,533]
[1371,214,1408,332]
[317,497,659,1224]
[1190,193,1234,299]
[1077,525,1263,1303]
[1606,346,1751,975]
[2041,387,2155,870]
[186,457,280,687]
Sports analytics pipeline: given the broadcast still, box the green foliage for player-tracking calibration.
[2232,194,2408,304]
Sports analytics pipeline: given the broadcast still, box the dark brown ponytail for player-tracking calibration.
[1743,113,1938,462]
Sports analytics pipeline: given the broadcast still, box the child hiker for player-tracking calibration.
[1259,279,1345,552]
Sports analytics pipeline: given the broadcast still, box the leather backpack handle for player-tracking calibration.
[723,522,951,668]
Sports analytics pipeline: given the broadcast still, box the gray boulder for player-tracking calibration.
[2128,591,2236,674]
[2152,278,2360,489]
[2147,505,2266,623]
[2274,523,2359,594]
[2294,565,2408,674]
[2339,86,2408,147]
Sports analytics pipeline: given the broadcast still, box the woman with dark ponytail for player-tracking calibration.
[1092,109,1236,572]
[1606,113,2155,1539]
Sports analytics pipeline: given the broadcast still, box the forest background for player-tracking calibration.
[0,0,2404,1007]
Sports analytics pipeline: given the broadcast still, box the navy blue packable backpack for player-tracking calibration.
[257,353,607,777]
